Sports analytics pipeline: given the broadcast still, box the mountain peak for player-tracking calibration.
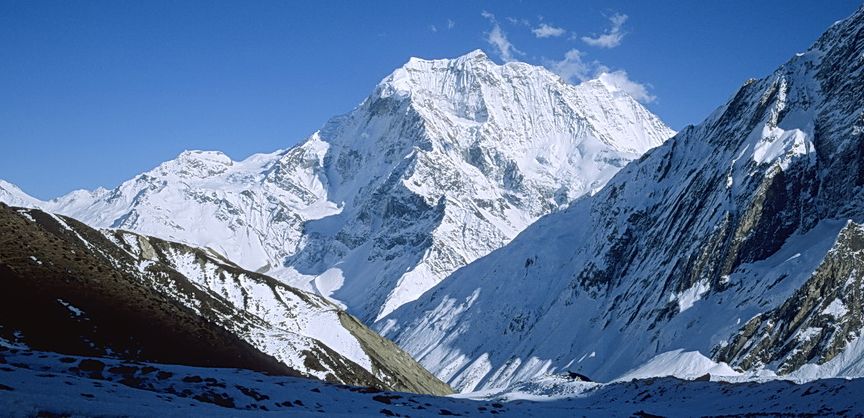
[1,45,674,325]
[459,48,488,59]
[378,51,663,129]
[379,50,500,101]
[153,150,234,179]
[402,49,491,69]
[378,5,864,392]
[176,149,231,163]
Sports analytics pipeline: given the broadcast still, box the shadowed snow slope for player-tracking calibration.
[379,6,864,392]
[0,50,673,322]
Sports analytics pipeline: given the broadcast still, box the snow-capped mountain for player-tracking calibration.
[0,180,42,208]
[379,6,864,392]
[0,203,451,394]
[2,50,673,322]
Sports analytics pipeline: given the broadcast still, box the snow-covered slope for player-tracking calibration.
[0,203,451,395]
[379,6,864,391]
[0,180,41,208]
[1,50,673,322]
[4,347,864,417]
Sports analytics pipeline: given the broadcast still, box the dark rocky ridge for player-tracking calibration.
[0,202,295,376]
[0,203,451,395]
[114,230,453,395]
[715,221,864,372]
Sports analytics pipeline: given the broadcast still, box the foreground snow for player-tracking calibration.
[2,347,862,417]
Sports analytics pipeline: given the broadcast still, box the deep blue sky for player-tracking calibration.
[2,1,860,199]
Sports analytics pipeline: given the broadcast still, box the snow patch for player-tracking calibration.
[750,108,816,171]
[669,279,710,313]
[796,327,823,342]
[822,298,849,318]
[16,209,36,222]
[614,350,741,381]
[57,299,84,317]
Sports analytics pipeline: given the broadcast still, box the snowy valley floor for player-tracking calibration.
[1,347,863,417]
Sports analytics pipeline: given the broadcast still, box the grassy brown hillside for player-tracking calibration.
[0,202,299,375]
[0,203,452,395]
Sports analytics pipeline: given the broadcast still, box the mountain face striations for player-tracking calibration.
[1,50,673,322]
[378,7,864,392]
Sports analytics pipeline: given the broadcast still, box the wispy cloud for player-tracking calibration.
[431,19,455,33]
[581,13,628,48]
[547,49,593,82]
[482,11,523,62]
[506,16,530,26]
[546,49,655,104]
[532,23,566,38]
[476,10,655,104]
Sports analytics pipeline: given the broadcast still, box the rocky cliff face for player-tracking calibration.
[379,6,864,392]
[0,203,451,395]
[1,51,673,322]
[714,221,864,374]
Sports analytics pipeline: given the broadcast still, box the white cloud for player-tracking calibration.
[548,49,592,83]
[487,25,520,61]
[546,50,656,104]
[597,70,656,103]
[447,19,455,29]
[532,23,566,38]
[477,10,653,104]
[581,13,628,48]
[482,11,523,62]
[429,24,438,33]
[506,17,531,26]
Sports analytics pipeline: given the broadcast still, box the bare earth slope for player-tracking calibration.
[0,203,450,394]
